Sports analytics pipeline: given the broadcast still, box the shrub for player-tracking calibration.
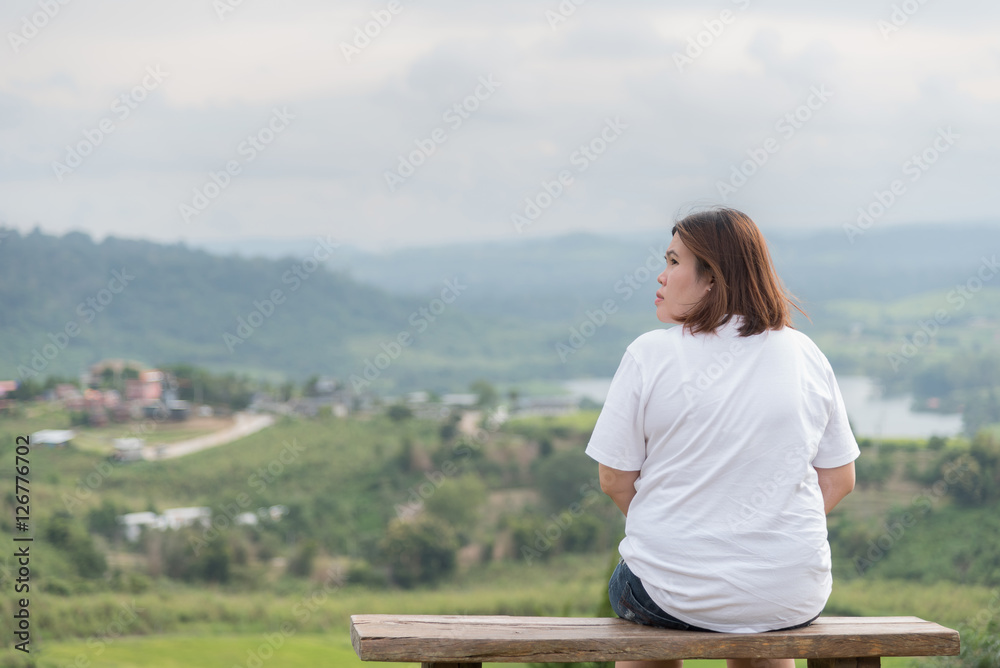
[379,516,458,588]
[534,449,598,511]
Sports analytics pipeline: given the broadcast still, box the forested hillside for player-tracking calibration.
[2,223,1000,419]
[0,227,603,389]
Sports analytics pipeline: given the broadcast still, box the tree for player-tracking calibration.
[423,475,488,540]
[87,499,123,541]
[288,538,318,578]
[937,432,1000,507]
[534,449,597,511]
[43,512,107,578]
[470,379,498,408]
[387,404,413,422]
[379,516,458,588]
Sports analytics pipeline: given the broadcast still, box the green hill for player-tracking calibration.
[2,222,999,397]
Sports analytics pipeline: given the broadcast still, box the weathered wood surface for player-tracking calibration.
[806,658,882,667]
[351,615,959,663]
[806,656,882,668]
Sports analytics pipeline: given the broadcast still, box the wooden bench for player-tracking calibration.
[351,614,960,667]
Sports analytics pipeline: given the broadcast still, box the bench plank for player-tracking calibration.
[351,615,959,664]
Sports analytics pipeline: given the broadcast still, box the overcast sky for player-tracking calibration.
[1,0,997,251]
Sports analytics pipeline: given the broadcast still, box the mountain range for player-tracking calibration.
[1,221,997,393]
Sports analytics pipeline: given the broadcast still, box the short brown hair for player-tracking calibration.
[670,207,806,337]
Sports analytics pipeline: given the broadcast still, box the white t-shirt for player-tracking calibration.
[585,314,860,633]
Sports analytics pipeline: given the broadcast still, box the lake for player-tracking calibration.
[561,375,964,439]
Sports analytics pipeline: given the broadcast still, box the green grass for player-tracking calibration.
[34,632,410,668]
[1,407,992,668]
[14,565,983,668]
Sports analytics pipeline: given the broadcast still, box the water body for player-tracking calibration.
[834,376,963,440]
[561,375,963,439]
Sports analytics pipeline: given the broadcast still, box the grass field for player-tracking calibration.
[2,408,993,668]
[14,557,989,668]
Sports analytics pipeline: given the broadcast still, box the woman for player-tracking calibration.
[586,207,859,668]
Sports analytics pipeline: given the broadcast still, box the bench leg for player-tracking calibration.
[807,659,880,667]
[421,663,482,668]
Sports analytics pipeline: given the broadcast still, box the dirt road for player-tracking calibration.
[143,412,275,460]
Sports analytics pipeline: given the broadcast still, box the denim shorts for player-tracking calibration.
[608,558,820,633]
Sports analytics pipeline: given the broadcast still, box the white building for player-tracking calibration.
[117,507,211,541]
[119,511,159,542]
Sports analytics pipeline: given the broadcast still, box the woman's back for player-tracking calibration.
[586,314,859,632]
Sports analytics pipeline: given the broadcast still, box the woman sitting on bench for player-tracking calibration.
[586,207,859,668]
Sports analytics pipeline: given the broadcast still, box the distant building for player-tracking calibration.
[118,505,286,541]
[54,384,81,400]
[514,395,579,417]
[167,399,190,421]
[160,507,211,530]
[119,511,159,542]
[30,429,75,447]
[441,393,478,407]
[113,438,145,462]
[117,507,213,542]
[236,512,258,526]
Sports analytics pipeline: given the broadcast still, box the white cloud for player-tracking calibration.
[0,0,997,250]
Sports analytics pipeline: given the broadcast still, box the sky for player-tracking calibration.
[1,0,998,251]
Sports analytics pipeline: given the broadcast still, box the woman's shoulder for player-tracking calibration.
[621,328,683,366]
[773,325,821,349]
[770,326,835,370]
[627,327,680,350]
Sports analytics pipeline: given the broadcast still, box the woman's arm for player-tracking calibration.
[598,463,641,517]
[814,461,856,514]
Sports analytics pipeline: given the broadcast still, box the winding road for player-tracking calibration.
[142,412,275,460]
